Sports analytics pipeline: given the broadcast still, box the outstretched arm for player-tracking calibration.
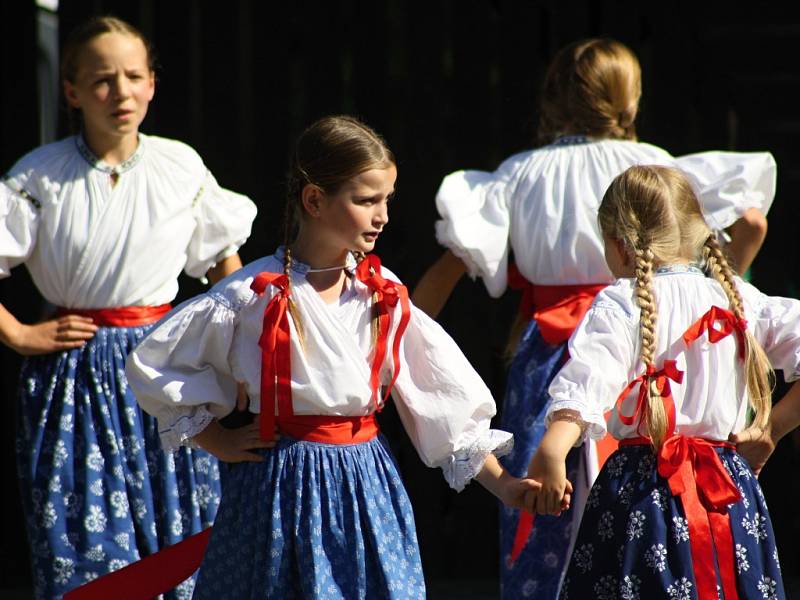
[474,453,540,512]
[410,249,467,318]
[725,207,768,275]
[731,381,800,476]
[526,417,583,515]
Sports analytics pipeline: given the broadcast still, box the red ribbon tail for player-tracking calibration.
[509,512,535,566]
[63,528,212,599]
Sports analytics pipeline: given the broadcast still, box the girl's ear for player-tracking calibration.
[63,80,81,109]
[300,183,324,218]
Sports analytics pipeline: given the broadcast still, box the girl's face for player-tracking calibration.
[603,234,634,278]
[63,32,155,143]
[310,165,396,255]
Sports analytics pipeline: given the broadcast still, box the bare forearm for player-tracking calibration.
[770,382,800,442]
[725,208,767,274]
[0,303,22,348]
[410,249,467,318]
[207,253,244,284]
[538,419,583,462]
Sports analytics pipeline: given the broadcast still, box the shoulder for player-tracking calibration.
[207,255,282,310]
[141,134,205,174]
[6,137,79,180]
[591,279,638,321]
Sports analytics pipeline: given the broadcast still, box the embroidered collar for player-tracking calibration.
[274,246,358,275]
[655,263,704,276]
[75,134,145,174]
[550,134,592,147]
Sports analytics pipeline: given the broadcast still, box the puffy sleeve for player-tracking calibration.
[546,295,638,444]
[184,169,258,279]
[674,151,776,231]
[390,304,513,491]
[434,153,525,298]
[739,280,800,381]
[125,292,239,450]
[0,178,40,278]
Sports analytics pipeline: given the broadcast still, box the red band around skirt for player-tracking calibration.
[56,304,172,327]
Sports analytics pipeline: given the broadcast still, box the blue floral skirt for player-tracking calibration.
[559,444,785,600]
[499,321,584,599]
[193,434,425,600]
[15,325,221,600]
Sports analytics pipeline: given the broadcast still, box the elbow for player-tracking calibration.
[734,208,768,244]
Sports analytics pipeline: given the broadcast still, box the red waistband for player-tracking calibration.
[56,304,172,327]
[277,414,379,444]
[619,436,735,450]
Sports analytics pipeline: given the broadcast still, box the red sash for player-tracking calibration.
[56,304,172,327]
[63,414,381,599]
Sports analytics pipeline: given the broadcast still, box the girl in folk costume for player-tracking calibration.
[412,38,775,598]
[0,16,257,600]
[125,115,539,599]
[528,165,792,599]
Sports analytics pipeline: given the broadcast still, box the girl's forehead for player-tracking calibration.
[347,165,397,193]
[77,32,149,71]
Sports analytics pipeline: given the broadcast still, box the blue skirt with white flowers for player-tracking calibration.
[15,325,221,600]
[192,434,426,600]
[559,444,785,600]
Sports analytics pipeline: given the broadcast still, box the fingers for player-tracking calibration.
[564,479,574,494]
[236,382,249,411]
[230,450,265,463]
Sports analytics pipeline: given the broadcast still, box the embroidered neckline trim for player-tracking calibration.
[274,246,358,275]
[75,134,146,175]
[550,135,592,146]
[654,263,704,276]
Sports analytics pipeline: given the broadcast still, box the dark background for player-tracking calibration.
[2,1,800,596]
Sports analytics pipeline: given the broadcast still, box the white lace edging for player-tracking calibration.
[546,399,606,446]
[443,429,514,492]
[158,408,215,452]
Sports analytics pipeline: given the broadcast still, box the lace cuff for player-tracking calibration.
[442,429,514,492]
[546,400,606,446]
[158,407,215,452]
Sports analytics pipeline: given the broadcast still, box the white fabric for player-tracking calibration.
[547,268,800,444]
[435,138,776,296]
[0,134,257,307]
[126,252,513,491]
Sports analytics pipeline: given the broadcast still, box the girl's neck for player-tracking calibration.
[82,128,140,166]
[290,234,350,271]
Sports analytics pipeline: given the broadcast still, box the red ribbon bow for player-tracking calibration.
[657,435,742,600]
[615,359,684,438]
[683,305,748,360]
[355,254,411,410]
[251,272,293,441]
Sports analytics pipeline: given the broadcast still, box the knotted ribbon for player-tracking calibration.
[657,435,742,600]
[683,305,748,360]
[355,253,411,409]
[615,359,684,438]
[250,272,293,441]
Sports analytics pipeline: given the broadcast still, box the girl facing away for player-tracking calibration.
[529,164,794,599]
[0,16,257,599]
[124,115,539,599]
[412,38,776,599]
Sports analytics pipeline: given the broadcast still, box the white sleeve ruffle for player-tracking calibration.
[125,293,239,450]
[0,179,39,278]
[547,297,638,444]
[391,304,512,491]
[184,169,257,279]
[675,151,776,231]
[434,154,524,298]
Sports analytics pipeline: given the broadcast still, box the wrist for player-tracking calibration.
[1,319,24,350]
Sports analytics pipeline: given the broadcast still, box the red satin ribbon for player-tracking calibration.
[56,304,172,327]
[683,305,748,360]
[615,360,684,438]
[278,414,379,444]
[355,253,411,410]
[251,272,293,441]
[507,263,606,345]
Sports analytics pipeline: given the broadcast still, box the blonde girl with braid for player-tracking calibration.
[528,165,796,599]
[412,37,776,600]
[120,115,540,599]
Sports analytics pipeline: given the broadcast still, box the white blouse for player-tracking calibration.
[0,134,257,308]
[125,250,513,491]
[435,137,776,296]
[547,267,800,443]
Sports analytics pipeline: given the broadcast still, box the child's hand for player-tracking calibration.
[193,420,279,463]
[498,474,541,513]
[729,423,776,477]
[526,450,573,515]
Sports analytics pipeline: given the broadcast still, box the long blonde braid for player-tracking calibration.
[282,247,305,349]
[704,235,774,429]
[633,245,669,448]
